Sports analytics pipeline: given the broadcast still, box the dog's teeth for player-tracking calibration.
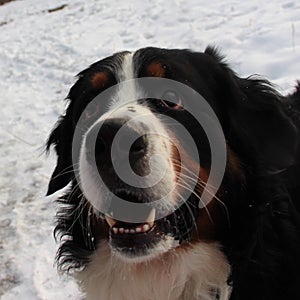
[111,223,154,235]
[143,224,150,232]
[105,215,117,228]
[145,208,156,227]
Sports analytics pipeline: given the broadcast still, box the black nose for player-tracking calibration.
[85,118,148,164]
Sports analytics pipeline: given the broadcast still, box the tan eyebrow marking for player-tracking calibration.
[91,72,109,89]
[146,62,166,78]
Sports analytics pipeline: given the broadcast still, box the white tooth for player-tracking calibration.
[125,229,130,234]
[105,215,117,228]
[149,222,154,227]
[142,224,150,232]
[119,228,125,234]
[130,229,135,234]
[145,208,156,227]
[112,227,118,234]
[135,227,142,233]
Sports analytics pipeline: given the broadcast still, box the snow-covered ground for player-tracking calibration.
[0,0,299,299]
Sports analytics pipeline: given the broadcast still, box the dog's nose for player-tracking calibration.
[85,118,148,164]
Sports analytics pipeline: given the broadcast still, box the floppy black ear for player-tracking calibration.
[45,62,108,195]
[228,77,298,174]
[45,66,95,196]
[45,60,110,196]
[204,47,298,175]
[46,111,74,195]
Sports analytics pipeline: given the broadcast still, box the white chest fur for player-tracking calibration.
[76,241,231,300]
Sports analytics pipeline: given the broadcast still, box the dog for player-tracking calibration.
[46,46,300,300]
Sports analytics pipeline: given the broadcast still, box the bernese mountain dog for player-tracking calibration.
[46,46,300,300]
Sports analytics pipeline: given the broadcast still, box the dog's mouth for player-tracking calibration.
[102,189,171,259]
[105,207,156,235]
[104,206,167,259]
[102,189,198,261]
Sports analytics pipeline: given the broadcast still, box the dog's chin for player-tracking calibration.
[106,217,180,263]
[109,236,179,263]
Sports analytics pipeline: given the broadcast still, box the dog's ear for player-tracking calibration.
[46,109,74,195]
[204,46,298,175]
[45,63,110,195]
[228,78,298,174]
[45,66,93,196]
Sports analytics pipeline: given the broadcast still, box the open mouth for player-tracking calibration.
[103,189,174,259]
[105,208,156,235]
[102,189,197,259]
[104,207,163,257]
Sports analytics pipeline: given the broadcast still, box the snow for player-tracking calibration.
[0,0,299,299]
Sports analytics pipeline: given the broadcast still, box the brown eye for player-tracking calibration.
[160,90,183,110]
[83,102,100,121]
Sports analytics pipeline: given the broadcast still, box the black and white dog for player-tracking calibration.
[46,47,300,300]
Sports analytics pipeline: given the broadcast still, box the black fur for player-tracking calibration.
[46,46,300,299]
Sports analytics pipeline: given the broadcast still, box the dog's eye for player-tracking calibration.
[83,103,100,121]
[160,90,183,110]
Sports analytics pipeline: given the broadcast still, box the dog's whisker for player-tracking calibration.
[175,181,213,223]
[173,190,198,234]
[48,163,81,182]
[172,160,220,190]
[171,161,230,223]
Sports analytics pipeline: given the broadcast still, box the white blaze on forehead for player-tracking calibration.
[109,51,143,111]
[116,52,135,82]
[98,103,151,122]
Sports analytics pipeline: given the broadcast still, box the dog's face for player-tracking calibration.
[47,47,297,268]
